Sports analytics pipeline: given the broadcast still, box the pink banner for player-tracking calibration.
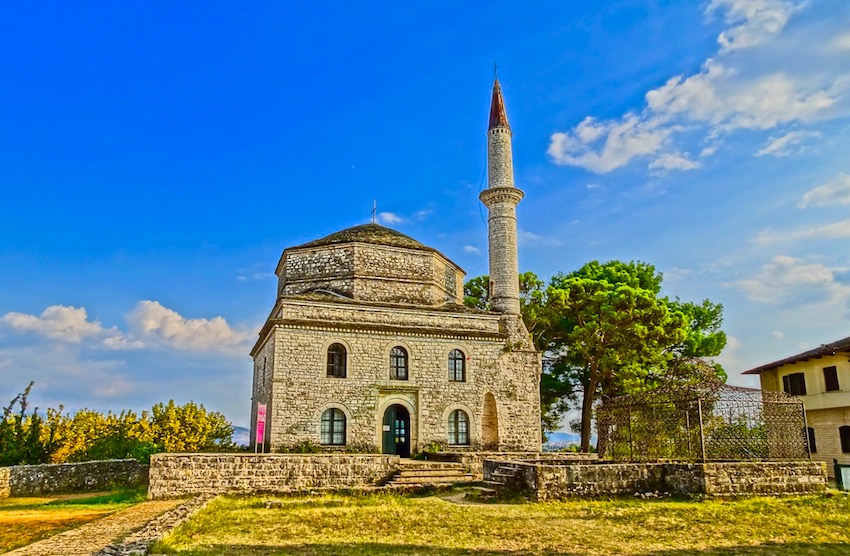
[256,403,267,445]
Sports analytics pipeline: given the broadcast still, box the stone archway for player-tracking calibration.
[482,393,499,450]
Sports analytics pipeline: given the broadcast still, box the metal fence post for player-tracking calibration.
[697,398,706,461]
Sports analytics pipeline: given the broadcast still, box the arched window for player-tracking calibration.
[321,408,346,445]
[448,409,469,445]
[327,343,347,378]
[390,346,408,380]
[840,426,850,454]
[807,427,817,454]
[448,349,466,382]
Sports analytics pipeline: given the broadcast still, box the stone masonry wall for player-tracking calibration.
[0,460,148,497]
[0,467,9,498]
[147,453,399,499]
[259,299,540,453]
[807,407,850,476]
[484,460,828,501]
[279,244,463,306]
[429,451,596,478]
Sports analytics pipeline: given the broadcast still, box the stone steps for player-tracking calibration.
[384,461,477,488]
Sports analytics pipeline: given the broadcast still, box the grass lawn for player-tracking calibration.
[151,489,850,556]
[0,487,147,552]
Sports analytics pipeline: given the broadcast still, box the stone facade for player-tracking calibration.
[147,453,400,499]
[0,459,148,497]
[249,81,541,455]
[483,459,828,501]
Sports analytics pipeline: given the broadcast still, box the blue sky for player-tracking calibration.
[1,1,849,427]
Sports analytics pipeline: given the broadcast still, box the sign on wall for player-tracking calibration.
[256,403,267,452]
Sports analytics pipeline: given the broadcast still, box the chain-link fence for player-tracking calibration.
[597,382,809,462]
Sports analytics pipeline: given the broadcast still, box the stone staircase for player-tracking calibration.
[474,461,524,500]
[383,460,476,489]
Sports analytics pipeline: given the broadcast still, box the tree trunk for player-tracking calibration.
[580,372,598,452]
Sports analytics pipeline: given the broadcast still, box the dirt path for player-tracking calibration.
[4,499,184,556]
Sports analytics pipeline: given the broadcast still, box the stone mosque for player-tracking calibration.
[250,81,541,454]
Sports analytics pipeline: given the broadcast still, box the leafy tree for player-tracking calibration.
[149,400,235,452]
[545,261,686,451]
[0,382,51,465]
[464,261,728,451]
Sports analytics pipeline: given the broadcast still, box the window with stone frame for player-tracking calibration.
[824,366,840,392]
[390,346,408,380]
[320,408,346,445]
[807,427,817,453]
[841,426,850,454]
[782,372,806,396]
[448,349,466,382]
[448,409,469,445]
[326,343,347,378]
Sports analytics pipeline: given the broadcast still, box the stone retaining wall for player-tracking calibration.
[0,459,148,497]
[148,453,400,499]
[428,451,596,478]
[484,459,828,501]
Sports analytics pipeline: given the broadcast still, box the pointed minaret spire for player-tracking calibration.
[488,79,511,131]
[480,78,524,315]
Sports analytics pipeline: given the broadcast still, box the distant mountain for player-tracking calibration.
[545,432,581,445]
[232,425,250,447]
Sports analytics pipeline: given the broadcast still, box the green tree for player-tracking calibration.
[464,261,728,451]
[0,382,51,465]
[149,400,235,452]
[545,261,686,451]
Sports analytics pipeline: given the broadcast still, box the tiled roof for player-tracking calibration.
[289,223,434,252]
[742,335,850,375]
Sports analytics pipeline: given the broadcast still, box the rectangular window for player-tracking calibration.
[824,366,840,392]
[807,427,817,454]
[782,372,807,396]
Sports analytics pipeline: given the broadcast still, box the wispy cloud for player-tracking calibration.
[548,0,848,174]
[378,212,404,225]
[733,255,850,312]
[754,219,850,244]
[707,0,801,52]
[798,173,850,208]
[463,245,480,254]
[755,130,821,157]
[0,305,141,349]
[518,230,563,247]
[126,301,253,355]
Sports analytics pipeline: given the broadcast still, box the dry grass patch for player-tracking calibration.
[0,488,146,552]
[153,490,850,555]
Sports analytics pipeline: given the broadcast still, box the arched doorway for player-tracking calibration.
[382,404,410,457]
[482,393,499,450]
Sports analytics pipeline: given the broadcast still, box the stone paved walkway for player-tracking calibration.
[5,499,185,556]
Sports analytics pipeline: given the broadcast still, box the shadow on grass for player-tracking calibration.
[156,542,850,556]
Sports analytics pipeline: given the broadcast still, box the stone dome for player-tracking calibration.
[276,224,465,306]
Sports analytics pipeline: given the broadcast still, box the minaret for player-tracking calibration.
[480,79,524,315]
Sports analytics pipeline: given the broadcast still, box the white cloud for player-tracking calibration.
[755,130,821,157]
[771,330,785,339]
[0,357,11,370]
[754,219,850,243]
[0,305,139,349]
[463,245,480,254]
[548,114,672,173]
[649,152,699,171]
[548,1,848,174]
[378,212,404,225]
[518,230,563,247]
[734,255,850,309]
[833,32,850,51]
[798,173,850,208]
[126,301,252,355]
[414,209,433,221]
[707,0,801,52]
